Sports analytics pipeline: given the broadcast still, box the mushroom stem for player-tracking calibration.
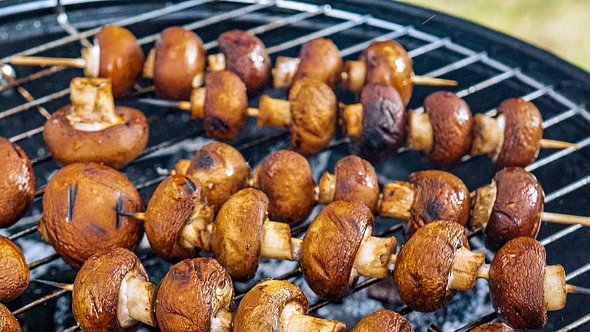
[260,220,301,261]
[32,279,74,291]
[257,95,292,128]
[379,181,415,220]
[339,102,364,137]
[272,56,300,88]
[143,48,155,79]
[411,75,458,86]
[353,234,398,279]
[542,212,590,227]
[470,182,497,231]
[179,204,215,252]
[341,60,366,93]
[188,87,206,119]
[447,247,486,291]
[67,77,123,131]
[208,53,226,71]
[316,171,336,205]
[281,302,347,332]
[174,159,191,176]
[406,110,433,151]
[470,114,505,157]
[544,264,567,311]
[118,272,157,327]
[540,139,580,150]
[212,309,233,332]
[10,56,86,68]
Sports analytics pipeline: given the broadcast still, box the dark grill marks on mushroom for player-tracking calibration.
[0,138,35,228]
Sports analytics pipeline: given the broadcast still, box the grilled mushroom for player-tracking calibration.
[72,248,156,331]
[470,322,513,332]
[39,163,144,268]
[43,77,149,169]
[252,150,315,225]
[233,279,347,332]
[352,309,414,332]
[156,258,233,332]
[0,236,29,302]
[0,138,35,228]
[0,303,21,332]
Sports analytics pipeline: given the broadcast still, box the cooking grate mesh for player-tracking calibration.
[1,0,590,331]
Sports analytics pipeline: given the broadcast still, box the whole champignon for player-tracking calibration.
[489,237,547,329]
[40,163,143,269]
[43,78,149,169]
[184,142,250,211]
[233,279,347,332]
[252,150,315,225]
[156,258,234,332]
[217,30,271,95]
[352,309,414,332]
[291,38,343,88]
[0,138,35,228]
[347,83,407,163]
[73,248,156,331]
[288,78,337,156]
[0,303,21,332]
[0,236,29,302]
[471,167,544,251]
[470,322,513,332]
[153,26,206,100]
[144,175,213,261]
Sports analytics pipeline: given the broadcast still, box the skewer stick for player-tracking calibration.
[117,210,146,221]
[32,279,74,291]
[10,56,86,68]
[567,285,590,295]
[540,138,581,150]
[411,75,458,86]
[542,212,590,227]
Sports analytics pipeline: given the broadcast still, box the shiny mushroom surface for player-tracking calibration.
[0,236,29,303]
[0,137,35,228]
[352,309,414,332]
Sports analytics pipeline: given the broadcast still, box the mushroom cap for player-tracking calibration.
[233,279,308,332]
[218,30,271,95]
[0,303,21,332]
[186,142,250,211]
[495,98,543,168]
[73,247,148,332]
[211,188,268,281]
[288,78,337,156]
[393,220,468,312]
[349,83,407,163]
[352,309,414,332]
[0,236,29,302]
[292,38,343,88]
[43,105,149,169]
[95,26,144,98]
[407,170,470,237]
[485,167,544,251]
[301,200,374,300]
[145,175,208,261]
[333,155,380,213]
[423,91,473,166]
[489,237,547,329]
[156,257,234,332]
[363,40,413,105]
[154,26,206,100]
[0,138,35,228]
[204,70,248,141]
[471,322,513,332]
[254,150,315,225]
[42,163,143,269]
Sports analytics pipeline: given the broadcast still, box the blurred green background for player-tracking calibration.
[400,0,590,71]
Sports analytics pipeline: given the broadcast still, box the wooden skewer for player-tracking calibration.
[411,75,458,86]
[567,284,590,295]
[540,138,581,150]
[32,279,74,291]
[541,212,590,227]
[117,210,146,221]
[10,56,86,68]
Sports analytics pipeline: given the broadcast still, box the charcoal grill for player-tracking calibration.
[1,0,590,331]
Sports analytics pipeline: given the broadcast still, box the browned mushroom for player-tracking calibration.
[10,26,144,97]
[72,247,156,330]
[233,279,347,332]
[0,138,35,228]
[273,38,343,88]
[301,200,397,300]
[0,303,21,332]
[406,91,473,166]
[380,170,470,237]
[39,163,144,268]
[156,258,233,332]
[393,221,486,312]
[43,77,149,169]
[0,236,29,303]
[470,322,513,332]
[352,309,414,332]
[252,150,315,225]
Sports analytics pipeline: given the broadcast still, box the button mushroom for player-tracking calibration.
[156,258,233,332]
[0,138,35,228]
[233,279,346,332]
[470,322,513,332]
[0,236,29,303]
[39,163,144,268]
[43,77,149,169]
[0,303,21,332]
[352,309,414,332]
[72,248,156,330]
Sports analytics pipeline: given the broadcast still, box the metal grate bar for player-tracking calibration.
[423,52,486,79]
[11,289,69,316]
[339,28,411,58]
[455,68,519,98]
[557,314,590,332]
[526,135,590,172]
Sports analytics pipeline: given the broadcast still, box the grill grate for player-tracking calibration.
[1,0,590,331]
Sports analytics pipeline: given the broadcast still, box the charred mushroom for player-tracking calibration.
[39,163,144,268]
[73,248,156,331]
[233,279,346,332]
[470,322,513,332]
[0,303,21,332]
[352,309,414,332]
[471,167,544,251]
[0,236,29,302]
[43,77,149,169]
[0,138,35,228]
[156,258,233,332]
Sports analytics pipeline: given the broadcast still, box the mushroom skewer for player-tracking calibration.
[8,26,144,97]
